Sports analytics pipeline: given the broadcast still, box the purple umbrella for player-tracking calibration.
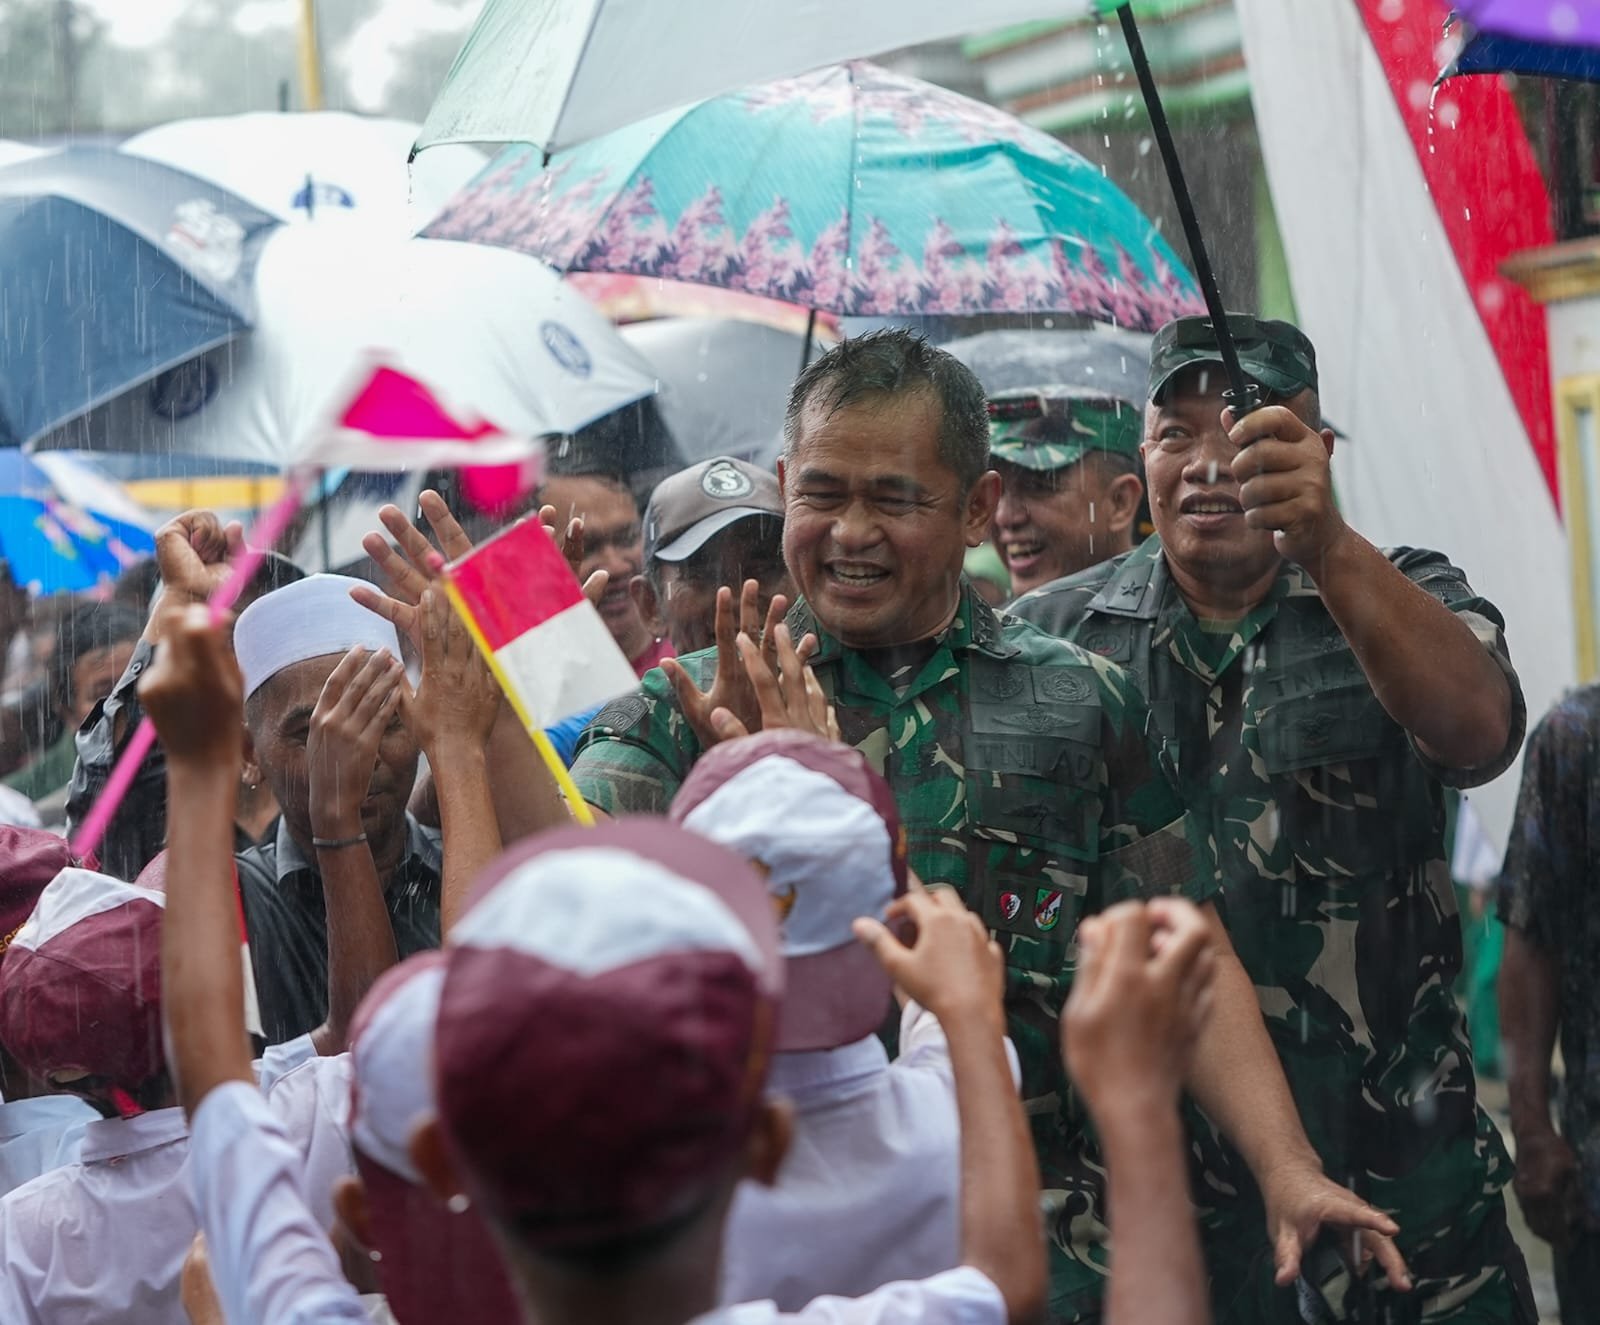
[1445,1,1600,82]
[1453,1,1600,46]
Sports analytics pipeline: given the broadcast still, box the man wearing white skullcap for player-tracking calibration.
[232,575,443,1045]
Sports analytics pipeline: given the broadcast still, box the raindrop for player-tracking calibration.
[1206,460,1218,484]
[1437,100,1461,131]
[1552,4,1580,39]
[1378,0,1405,20]
[1088,502,1096,524]
[1478,282,1507,315]
[1407,80,1431,113]
[1138,137,1154,157]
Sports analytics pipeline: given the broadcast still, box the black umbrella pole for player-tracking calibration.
[799,307,817,376]
[1115,4,1263,416]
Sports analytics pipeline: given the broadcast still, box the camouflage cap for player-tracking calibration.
[986,387,1141,473]
[1148,313,1318,404]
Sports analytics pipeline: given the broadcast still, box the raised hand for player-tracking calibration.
[306,647,407,842]
[151,511,246,631]
[353,491,609,646]
[852,876,1004,1030]
[353,490,476,650]
[709,622,838,743]
[401,588,502,760]
[660,579,815,748]
[138,603,244,767]
[1063,898,1215,1115]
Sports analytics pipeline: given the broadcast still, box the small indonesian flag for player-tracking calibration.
[444,517,638,729]
[294,354,545,475]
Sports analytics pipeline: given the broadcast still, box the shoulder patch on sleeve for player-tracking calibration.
[589,692,652,736]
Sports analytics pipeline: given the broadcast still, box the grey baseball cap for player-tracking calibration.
[643,457,784,564]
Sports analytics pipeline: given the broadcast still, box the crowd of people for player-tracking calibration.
[0,312,1580,1324]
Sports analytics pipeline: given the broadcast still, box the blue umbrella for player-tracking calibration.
[0,451,156,596]
[1444,2,1600,81]
[1449,29,1600,80]
[0,147,277,447]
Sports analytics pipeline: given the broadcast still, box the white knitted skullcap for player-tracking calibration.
[233,574,400,699]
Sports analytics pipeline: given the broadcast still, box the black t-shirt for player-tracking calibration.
[236,817,444,1044]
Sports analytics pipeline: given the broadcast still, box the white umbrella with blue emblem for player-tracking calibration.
[30,214,658,470]
[122,112,485,236]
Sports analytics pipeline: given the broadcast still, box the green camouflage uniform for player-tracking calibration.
[572,581,1219,1321]
[1011,537,1535,1324]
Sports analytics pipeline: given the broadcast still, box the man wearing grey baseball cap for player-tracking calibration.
[634,457,793,656]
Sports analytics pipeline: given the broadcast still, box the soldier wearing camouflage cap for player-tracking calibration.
[1012,313,1535,1322]
[987,387,1145,598]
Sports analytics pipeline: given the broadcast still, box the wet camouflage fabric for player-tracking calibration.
[988,386,1141,472]
[1499,684,1600,1223]
[1148,314,1318,403]
[572,581,1220,1320]
[1012,538,1533,1324]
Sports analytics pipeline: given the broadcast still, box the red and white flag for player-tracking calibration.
[444,517,638,729]
[292,354,545,476]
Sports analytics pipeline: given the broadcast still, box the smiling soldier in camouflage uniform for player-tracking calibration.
[988,386,1145,599]
[1012,314,1534,1323]
[572,329,1404,1323]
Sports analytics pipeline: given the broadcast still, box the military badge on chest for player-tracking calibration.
[994,888,1063,933]
[1033,889,1063,932]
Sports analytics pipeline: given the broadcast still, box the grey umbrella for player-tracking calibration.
[620,318,830,471]
[939,328,1152,405]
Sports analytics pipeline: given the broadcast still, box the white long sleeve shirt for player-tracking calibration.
[722,1001,1019,1311]
[189,1080,1008,1325]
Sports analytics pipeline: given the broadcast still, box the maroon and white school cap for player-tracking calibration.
[671,730,907,1052]
[0,827,77,962]
[346,951,519,1323]
[0,868,165,1092]
[435,820,781,1246]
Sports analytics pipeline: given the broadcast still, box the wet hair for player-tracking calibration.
[51,601,142,712]
[782,330,991,492]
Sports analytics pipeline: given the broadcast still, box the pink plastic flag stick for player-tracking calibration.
[69,471,313,863]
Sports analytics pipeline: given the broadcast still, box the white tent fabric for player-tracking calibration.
[416,0,1094,156]
[1234,0,1572,854]
[122,112,484,234]
[30,216,659,470]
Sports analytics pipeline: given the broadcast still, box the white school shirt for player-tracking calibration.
[721,1001,1019,1311]
[0,1038,344,1325]
[190,1081,1008,1325]
[695,1269,1006,1324]
[0,1094,96,1198]
[0,1104,195,1324]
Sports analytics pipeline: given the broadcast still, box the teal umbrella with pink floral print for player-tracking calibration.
[424,61,1202,334]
